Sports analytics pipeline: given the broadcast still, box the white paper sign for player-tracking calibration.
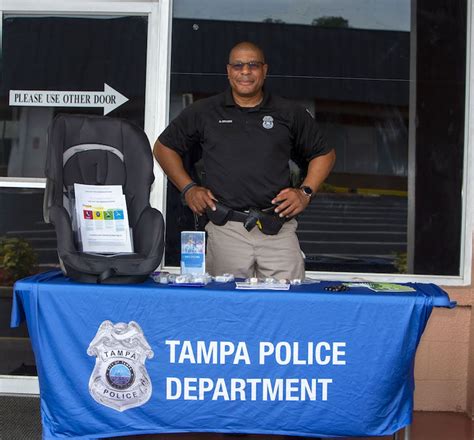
[74,184,133,254]
[9,83,128,115]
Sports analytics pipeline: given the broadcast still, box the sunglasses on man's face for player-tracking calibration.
[228,61,265,71]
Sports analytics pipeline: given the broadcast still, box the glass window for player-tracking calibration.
[164,0,466,277]
[0,188,49,376]
[0,15,148,178]
[0,14,148,376]
[0,188,57,279]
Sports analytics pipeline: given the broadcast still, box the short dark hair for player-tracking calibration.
[228,42,266,64]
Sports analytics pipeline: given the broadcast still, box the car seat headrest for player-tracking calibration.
[63,143,126,187]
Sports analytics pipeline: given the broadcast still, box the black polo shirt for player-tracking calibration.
[159,89,330,210]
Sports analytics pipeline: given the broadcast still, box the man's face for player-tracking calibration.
[227,47,268,100]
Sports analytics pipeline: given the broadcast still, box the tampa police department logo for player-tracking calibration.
[87,320,154,412]
[106,360,135,389]
[262,115,274,129]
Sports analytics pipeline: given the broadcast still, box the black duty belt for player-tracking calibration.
[206,202,286,235]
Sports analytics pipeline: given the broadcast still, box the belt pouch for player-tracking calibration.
[206,202,233,226]
[257,210,285,235]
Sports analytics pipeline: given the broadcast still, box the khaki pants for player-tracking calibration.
[205,219,305,279]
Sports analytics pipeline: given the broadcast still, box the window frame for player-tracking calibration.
[0,0,169,193]
[0,0,172,251]
[160,0,474,286]
[0,0,471,287]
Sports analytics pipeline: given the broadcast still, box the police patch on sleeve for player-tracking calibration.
[87,320,154,412]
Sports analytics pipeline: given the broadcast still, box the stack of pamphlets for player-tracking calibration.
[235,278,291,290]
[72,183,133,254]
[181,231,206,275]
[235,281,290,290]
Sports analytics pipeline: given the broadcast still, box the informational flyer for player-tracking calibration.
[366,282,415,292]
[181,231,205,275]
[343,282,415,292]
[235,281,290,291]
[74,184,133,254]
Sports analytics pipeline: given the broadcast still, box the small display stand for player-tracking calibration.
[181,231,205,275]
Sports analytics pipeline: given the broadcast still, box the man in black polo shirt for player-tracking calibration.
[154,41,335,279]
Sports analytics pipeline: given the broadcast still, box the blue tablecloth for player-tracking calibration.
[11,271,454,439]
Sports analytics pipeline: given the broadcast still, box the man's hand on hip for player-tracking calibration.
[185,186,217,215]
[272,188,310,218]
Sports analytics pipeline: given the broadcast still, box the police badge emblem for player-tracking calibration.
[87,320,154,412]
[262,115,274,129]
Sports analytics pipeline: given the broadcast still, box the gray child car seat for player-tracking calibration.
[43,114,164,283]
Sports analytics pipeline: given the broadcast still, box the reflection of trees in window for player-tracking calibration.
[262,18,285,24]
[311,16,349,28]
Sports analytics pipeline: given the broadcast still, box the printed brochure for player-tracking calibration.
[181,231,206,275]
[344,282,415,292]
[74,183,133,254]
